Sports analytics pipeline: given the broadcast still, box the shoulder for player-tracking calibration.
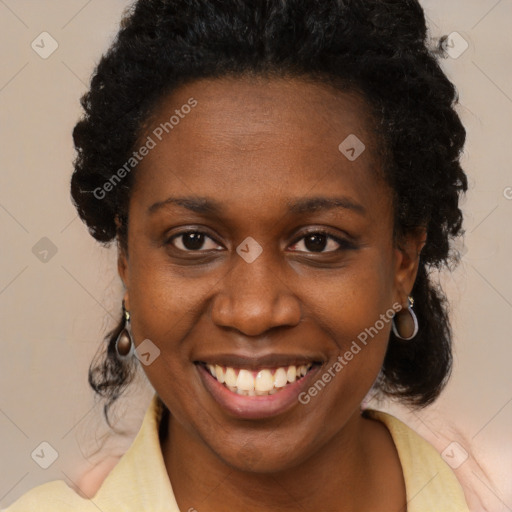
[363,408,471,512]
[2,480,95,512]
[3,393,178,512]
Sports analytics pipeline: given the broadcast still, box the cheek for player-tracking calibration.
[125,260,204,425]
[124,250,228,414]
[309,251,395,388]
[312,248,395,338]
[127,250,214,337]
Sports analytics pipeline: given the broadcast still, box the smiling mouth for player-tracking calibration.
[198,362,319,396]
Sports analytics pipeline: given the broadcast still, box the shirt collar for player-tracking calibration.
[91,394,468,512]
[93,393,180,511]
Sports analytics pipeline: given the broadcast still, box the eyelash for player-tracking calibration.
[166,229,355,254]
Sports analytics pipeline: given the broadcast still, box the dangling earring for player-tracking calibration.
[392,296,419,341]
[115,302,135,359]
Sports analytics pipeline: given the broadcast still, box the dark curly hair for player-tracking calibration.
[71,0,467,426]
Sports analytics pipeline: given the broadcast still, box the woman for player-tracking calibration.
[5,0,470,510]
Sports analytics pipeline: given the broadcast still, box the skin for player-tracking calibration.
[118,75,425,511]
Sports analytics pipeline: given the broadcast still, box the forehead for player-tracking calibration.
[132,76,389,219]
[145,75,378,154]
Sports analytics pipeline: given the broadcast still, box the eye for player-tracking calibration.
[288,230,353,253]
[167,230,223,252]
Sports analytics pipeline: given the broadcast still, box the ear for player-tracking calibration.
[115,216,130,309]
[117,245,131,310]
[392,227,427,306]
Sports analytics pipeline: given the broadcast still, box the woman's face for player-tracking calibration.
[119,76,421,472]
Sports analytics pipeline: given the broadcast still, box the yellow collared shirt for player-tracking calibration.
[3,393,470,511]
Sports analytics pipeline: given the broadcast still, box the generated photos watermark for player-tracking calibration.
[298,302,402,405]
[93,97,198,200]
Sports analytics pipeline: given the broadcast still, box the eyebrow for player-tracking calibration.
[147,195,366,216]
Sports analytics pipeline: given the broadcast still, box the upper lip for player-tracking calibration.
[194,352,325,370]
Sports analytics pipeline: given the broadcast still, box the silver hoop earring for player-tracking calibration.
[392,296,419,341]
[115,304,135,359]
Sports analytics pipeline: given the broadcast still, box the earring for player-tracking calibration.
[392,296,419,341]
[115,302,135,359]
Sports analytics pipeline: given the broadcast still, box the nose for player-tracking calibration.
[210,250,302,337]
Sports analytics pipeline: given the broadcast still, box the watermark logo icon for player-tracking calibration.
[31,441,59,469]
[338,134,366,161]
[32,237,58,263]
[31,32,59,59]
[441,441,469,469]
[135,338,161,366]
[442,32,469,59]
[236,236,263,263]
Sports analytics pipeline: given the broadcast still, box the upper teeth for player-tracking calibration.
[206,363,313,396]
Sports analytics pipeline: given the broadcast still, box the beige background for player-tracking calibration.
[0,0,511,510]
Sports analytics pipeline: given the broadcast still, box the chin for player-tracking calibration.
[210,435,314,474]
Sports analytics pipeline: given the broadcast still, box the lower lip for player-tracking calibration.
[196,363,322,420]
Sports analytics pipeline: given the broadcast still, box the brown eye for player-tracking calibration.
[168,231,222,252]
[289,231,356,254]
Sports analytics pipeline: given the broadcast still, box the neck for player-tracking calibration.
[160,408,400,512]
